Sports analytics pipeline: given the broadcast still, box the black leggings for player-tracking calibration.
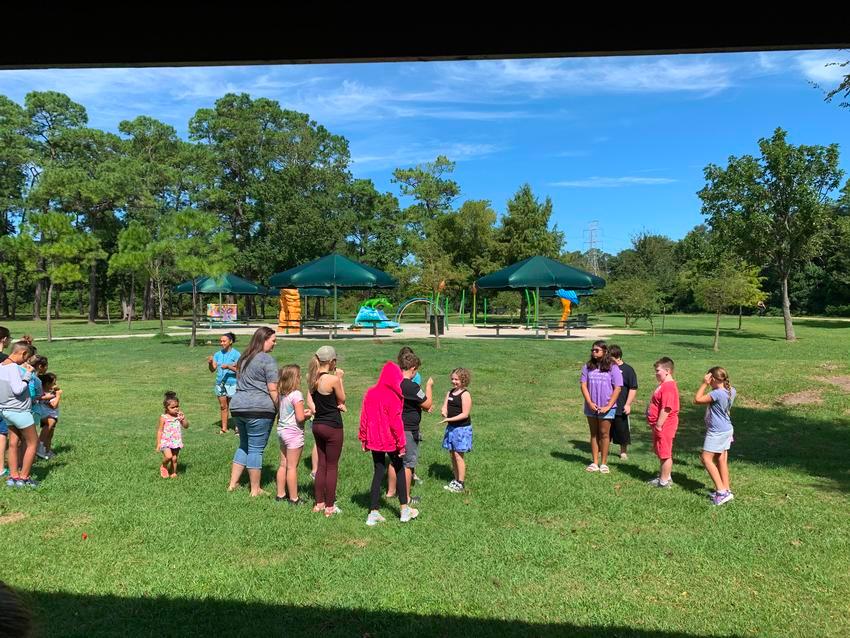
[370,451,407,509]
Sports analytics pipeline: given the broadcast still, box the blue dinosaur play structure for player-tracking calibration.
[354,297,400,328]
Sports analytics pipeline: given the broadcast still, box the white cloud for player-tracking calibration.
[351,141,501,171]
[795,50,849,84]
[550,176,677,188]
[438,56,734,96]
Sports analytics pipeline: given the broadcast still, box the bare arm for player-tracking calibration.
[441,391,449,418]
[332,369,346,404]
[581,382,598,412]
[267,383,280,409]
[208,355,217,373]
[603,387,622,412]
[421,378,434,411]
[155,416,165,451]
[694,375,714,405]
[624,388,637,415]
[306,391,316,415]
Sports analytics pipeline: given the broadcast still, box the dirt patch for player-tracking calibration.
[816,376,850,392]
[737,397,771,409]
[0,512,26,525]
[345,538,368,549]
[776,391,823,407]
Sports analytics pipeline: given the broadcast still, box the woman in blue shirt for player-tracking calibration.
[207,332,240,434]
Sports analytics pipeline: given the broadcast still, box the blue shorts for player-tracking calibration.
[584,405,616,420]
[215,383,237,398]
[0,409,35,429]
[442,424,473,453]
[0,417,7,435]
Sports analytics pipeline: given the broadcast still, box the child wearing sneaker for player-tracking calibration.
[359,361,418,525]
[36,373,62,460]
[646,357,680,488]
[1,341,38,487]
[694,367,736,506]
[156,391,189,478]
[275,364,313,505]
[441,368,473,493]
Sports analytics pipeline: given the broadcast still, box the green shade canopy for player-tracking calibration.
[269,254,396,326]
[476,256,606,290]
[265,287,334,298]
[269,254,397,289]
[173,273,267,295]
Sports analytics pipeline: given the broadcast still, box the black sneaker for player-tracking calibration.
[288,498,304,506]
[275,496,287,502]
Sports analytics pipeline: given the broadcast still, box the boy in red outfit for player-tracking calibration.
[646,357,680,488]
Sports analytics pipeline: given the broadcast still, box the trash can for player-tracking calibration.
[429,315,445,335]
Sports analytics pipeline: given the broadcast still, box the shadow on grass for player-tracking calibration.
[655,328,780,341]
[17,590,747,638]
[427,462,454,482]
[793,319,850,330]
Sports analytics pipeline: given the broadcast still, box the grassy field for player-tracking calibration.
[1,314,849,637]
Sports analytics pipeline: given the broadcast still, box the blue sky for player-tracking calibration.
[0,50,848,253]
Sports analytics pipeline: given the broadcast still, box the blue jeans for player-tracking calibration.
[232,416,274,470]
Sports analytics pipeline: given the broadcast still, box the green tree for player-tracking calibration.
[497,184,565,320]
[692,261,766,351]
[27,212,104,341]
[595,276,662,334]
[165,209,236,347]
[392,155,459,239]
[699,128,844,341]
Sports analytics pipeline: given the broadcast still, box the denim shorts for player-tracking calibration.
[584,404,616,420]
[703,429,734,453]
[0,409,35,429]
[215,383,237,398]
[0,417,7,435]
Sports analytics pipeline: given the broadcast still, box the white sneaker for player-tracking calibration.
[400,507,420,523]
[366,511,385,526]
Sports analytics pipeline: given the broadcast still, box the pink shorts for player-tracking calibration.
[278,426,305,450]
[653,424,678,459]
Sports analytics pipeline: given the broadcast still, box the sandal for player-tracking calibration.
[599,464,610,474]
[585,463,600,472]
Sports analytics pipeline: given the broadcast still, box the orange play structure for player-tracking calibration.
[559,297,572,329]
[278,288,301,333]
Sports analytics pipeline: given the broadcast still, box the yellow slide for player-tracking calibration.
[278,288,301,333]
[559,298,572,329]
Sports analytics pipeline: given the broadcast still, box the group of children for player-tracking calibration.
[165,335,475,525]
[0,328,63,489]
[580,340,736,506]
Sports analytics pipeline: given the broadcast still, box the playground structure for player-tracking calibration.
[354,297,399,329]
[278,288,301,333]
[556,289,580,329]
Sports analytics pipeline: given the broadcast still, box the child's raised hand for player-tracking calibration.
[207,355,214,364]
[703,372,713,385]
[335,368,345,379]
[426,377,434,387]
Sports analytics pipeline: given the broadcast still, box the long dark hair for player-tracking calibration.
[237,327,275,374]
[586,340,614,372]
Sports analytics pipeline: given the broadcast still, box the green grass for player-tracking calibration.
[2,314,849,637]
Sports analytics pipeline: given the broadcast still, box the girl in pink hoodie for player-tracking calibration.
[359,361,419,525]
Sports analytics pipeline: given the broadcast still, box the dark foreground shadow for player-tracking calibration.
[16,590,744,638]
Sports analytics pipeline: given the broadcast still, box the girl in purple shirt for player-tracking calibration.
[580,340,623,474]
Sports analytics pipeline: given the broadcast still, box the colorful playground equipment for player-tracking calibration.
[354,297,400,329]
[278,288,301,333]
[555,289,580,329]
